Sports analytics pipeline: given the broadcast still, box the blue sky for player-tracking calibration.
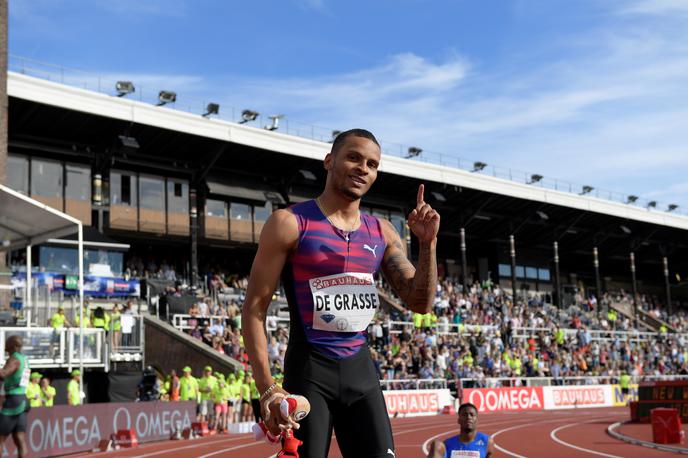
[9,0,688,211]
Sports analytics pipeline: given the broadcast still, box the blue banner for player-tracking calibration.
[11,272,140,297]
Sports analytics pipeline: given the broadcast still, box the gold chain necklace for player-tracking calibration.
[315,197,360,233]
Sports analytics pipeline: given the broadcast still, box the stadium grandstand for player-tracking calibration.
[1,58,688,456]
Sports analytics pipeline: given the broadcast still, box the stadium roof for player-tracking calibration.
[0,183,81,251]
[8,72,688,232]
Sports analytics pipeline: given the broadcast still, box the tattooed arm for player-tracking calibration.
[380,184,439,313]
[380,220,437,313]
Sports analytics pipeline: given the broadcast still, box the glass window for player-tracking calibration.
[498,264,511,277]
[7,155,29,194]
[139,175,164,210]
[515,266,525,279]
[31,159,63,198]
[254,202,271,222]
[110,171,137,206]
[230,202,251,220]
[65,164,91,201]
[39,246,123,276]
[538,268,551,281]
[390,212,405,236]
[167,179,188,213]
[206,199,227,217]
[526,267,538,279]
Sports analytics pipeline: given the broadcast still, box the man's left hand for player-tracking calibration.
[408,184,440,243]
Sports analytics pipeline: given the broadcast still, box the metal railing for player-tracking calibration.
[0,327,107,369]
[380,378,448,391]
[8,54,685,217]
[388,320,498,335]
[457,374,688,389]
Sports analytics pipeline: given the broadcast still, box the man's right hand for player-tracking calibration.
[427,440,446,458]
[262,386,294,436]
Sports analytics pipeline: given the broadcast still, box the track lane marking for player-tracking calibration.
[550,418,624,458]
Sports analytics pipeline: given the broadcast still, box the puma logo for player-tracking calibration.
[363,244,378,258]
[387,449,395,457]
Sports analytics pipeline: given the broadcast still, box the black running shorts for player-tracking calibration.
[284,343,395,458]
[0,396,28,436]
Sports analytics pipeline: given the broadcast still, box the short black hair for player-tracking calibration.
[331,128,380,156]
[458,403,478,415]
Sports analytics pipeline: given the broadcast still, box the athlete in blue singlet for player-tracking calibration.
[427,403,493,458]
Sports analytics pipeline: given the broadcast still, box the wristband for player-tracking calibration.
[259,382,278,402]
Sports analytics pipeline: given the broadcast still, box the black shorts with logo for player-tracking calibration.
[284,343,394,458]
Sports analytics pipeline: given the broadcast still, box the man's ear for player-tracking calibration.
[324,152,334,171]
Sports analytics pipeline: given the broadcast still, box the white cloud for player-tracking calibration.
[621,0,688,15]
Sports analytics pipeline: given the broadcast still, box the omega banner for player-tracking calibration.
[1,401,195,457]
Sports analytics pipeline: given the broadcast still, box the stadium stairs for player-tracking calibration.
[378,288,406,314]
[608,301,676,333]
[143,315,243,376]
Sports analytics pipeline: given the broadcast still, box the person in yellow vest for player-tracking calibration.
[413,312,424,329]
[607,309,617,330]
[26,373,43,408]
[92,307,109,331]
[226,373,241,424]
[198,366,217,424]
[212,374,228,432]
[49,307,71,329]
[67,370,82,406]
[179,366,199,405]
[422,312,432,330]
[240,373,252,422]
[619,371,632,405]
[40,377,56,407]
[74,312,92,328]
[49,307,71,357]
[110,304,122,349]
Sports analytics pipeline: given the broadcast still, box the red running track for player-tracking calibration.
[73,407,677,457]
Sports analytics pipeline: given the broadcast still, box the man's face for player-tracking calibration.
[324,136,381,201]
[458,406,478,432]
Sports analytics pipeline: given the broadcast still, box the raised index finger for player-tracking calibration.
[417,184,425,206]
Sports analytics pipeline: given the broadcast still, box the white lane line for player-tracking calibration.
[550,420,622,458]
[132,435,250,458]
[419,418,527,456]
[490,412,616,458]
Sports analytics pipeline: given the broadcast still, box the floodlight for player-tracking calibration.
[536,210,549,220]
[472,162,487,172]
[626,195,638,204]
[647,201,657,209]
[265,115,285,131]
[580,186,594,195]
[240,109,259,124]
[118,135,139,150]
[668,204,679,212]
[528,174,543,184]
[157,90,177,106]
[116,81,135,97]
[406,147,423,158]
[203,103,220,117]
[474,214,491,221]
[431,192,446,202]
[299,169,317,181]
[620,225,632,235]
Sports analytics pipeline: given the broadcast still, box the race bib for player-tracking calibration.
[19,366,31,388]
[309,272,379,332]
[451,451,481,458]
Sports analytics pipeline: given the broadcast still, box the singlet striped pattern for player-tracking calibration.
[282,200,386,359]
